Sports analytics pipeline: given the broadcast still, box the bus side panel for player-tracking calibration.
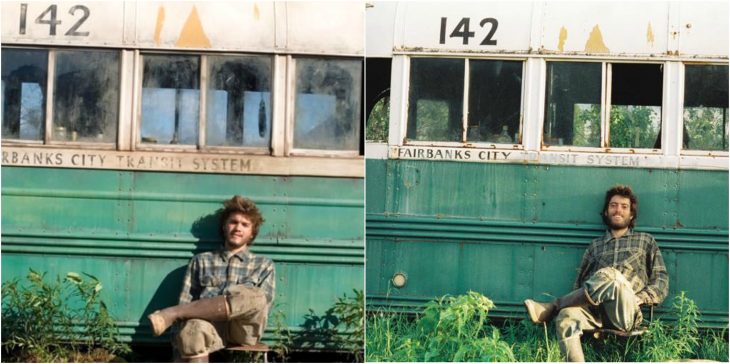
[1,166,364,345]
[365,159,728,327]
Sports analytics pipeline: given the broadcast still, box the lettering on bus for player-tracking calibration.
[397,147,512,161]
[18,3,90,36]
[439,17,498,46]
[541,153,641,167]
[1,149,254,174]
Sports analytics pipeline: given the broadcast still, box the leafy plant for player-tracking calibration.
[1,269,129,362]
[332,289,364,361]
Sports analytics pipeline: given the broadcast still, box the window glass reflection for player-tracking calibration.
[294,58,362,151]
[141,54,199,145]
[206,55,271,148]
[53,50,119,143]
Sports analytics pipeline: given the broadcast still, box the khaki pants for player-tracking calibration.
[174,285,269,359]
[555,267,642,341]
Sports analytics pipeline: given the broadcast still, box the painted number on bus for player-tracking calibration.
[439,17,498,46]
[18,3,90,36]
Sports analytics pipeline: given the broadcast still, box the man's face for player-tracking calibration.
[223,212,254,252]
[606,195,633,230]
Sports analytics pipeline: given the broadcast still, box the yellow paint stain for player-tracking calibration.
[584,25,609,53]
[646,22,655,46]
[153,6,165,46]
[253,4,260,20]
[176,6,211,48]
[558,26,568,52]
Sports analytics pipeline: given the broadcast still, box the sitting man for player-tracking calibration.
[148,195,275,362]
[524,185,668,362]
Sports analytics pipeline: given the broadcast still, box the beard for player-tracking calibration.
[606,214,632,230]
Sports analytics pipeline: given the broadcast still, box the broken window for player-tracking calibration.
[140,54,200,145]
[206,55,271,148]
[293,58,362,151]
[365,58,391,143]
[53,50,119,143]
[544,61,663,150]
[1,48,48,141]
[683,64,728,151]
[407,58,523,144]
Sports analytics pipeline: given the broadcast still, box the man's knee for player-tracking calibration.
[585,267,633,303]
[176,319,224,358]
[555,307,585,340]
[227,287,268,318]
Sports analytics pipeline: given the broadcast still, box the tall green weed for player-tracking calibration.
[367,291,729,362]
[1,269,130,362]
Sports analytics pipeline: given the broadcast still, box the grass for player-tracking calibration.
[366,291,728,362]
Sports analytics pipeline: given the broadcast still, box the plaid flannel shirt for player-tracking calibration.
[179,248,275,307]
[573,230,669,305]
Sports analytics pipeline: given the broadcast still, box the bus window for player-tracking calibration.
[1,48,47,141]
[53,50,120,143]
[468,60,522,143]
[206,55,272,148]
[544,62,601,147]
[407,58,463,142]
[365,58,391,143]
[609,63,662,149]
[140,54,200,145]
[294,58,362,151]
[683,65,729,151]
[544,61,663,150]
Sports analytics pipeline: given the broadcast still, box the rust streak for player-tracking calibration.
[646,22,655,46]
[558,26,568,52]
[153,6,165,46]
[254,3,260,20]
[176,6,211,48]
[584,25,609,53]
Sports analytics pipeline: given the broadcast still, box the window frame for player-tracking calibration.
[542,59,665,155]
[403,55,527,150]
[285,55,364,158]
[133,51,275,155]
[1,46,121,150]
[679,62,729,157]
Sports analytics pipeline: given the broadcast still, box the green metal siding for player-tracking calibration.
[366,159,728,327]
[2,166,364,345]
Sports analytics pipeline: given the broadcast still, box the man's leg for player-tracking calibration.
[148,296,229,336]
[524,288,595,324]
[173,319,226,362]
[555,306,602,362]
[225,285,269,346]
[584,267,640,332]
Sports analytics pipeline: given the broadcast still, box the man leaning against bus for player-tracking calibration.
[147,195,275,362]
[523,185,668,362]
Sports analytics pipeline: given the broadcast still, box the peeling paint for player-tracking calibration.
[176,6,211,48]
[558,26,567,52]
[254,3,260,20]
[584,25,609,53]
[153,6,165,46]
[646,22,654,47]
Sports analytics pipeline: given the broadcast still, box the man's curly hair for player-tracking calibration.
[219,195,265,245]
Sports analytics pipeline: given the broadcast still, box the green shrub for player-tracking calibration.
[1,269,129,362]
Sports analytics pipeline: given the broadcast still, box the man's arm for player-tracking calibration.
[573,248,593,290]
[258,259,276,305]
[636,237,669,305]
[178,257,201,305]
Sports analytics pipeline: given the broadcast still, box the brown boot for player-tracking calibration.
[559,336,585,362]
[148,296,229,336]
[524,288,592,324]
[524,299,557,324]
